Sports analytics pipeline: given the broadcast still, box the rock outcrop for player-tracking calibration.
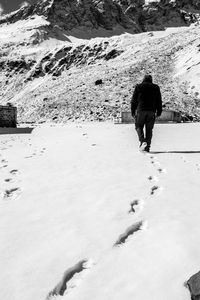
[0,0,135,31]
[122,0,200,31]
[0,0,199,33]
[0,41,124,82]
[187,271,200,300]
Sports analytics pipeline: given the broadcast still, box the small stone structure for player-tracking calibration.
[0,104,17,127]
[118,110,181,124]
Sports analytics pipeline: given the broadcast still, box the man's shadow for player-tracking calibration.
[151,151,200,154]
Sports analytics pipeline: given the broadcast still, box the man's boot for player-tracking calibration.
[140,142,147,152]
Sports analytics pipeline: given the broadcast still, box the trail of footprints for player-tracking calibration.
[180,155,200,172]
[1,165,21,201]
[1,133,168,297]
[0,139,21,201]
[3,133,197,297]
[46,130,100,299]
[1,136,47,201]
[47,260,93,298]
[148,155,166,196]
[24,147,46,159]
[113,156,166,248]
[47,154,167,299]
[82,131,97,147]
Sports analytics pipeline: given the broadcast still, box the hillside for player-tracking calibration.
[1,0,199,32]
[0,0,200,122]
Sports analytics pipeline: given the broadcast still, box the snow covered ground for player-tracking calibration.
[1,122,200,300]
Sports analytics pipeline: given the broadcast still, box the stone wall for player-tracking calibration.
[119,110,182,124]
[0,105,17,127]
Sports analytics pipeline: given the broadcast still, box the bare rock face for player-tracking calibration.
[25,41,125,80]
[0,0,199,33]
[0,0,53,24]
[187,271,200,300]
[0,39,124,83]
[48,0,134,30]
[0,0,135,31]
[122,0,200,31]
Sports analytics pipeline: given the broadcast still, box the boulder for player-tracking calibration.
[95,79,103,85]
[187,271,200,300]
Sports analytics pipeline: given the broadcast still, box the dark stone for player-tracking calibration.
[95,79,103,85]
[104,49,123,60]
[187,271,200,300]
[181,114,194,122]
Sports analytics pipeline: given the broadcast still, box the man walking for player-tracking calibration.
[131,75,162,152]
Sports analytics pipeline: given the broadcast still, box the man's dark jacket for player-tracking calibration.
[131,82,162,117]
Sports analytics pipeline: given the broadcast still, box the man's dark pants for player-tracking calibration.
[135,111,156,150]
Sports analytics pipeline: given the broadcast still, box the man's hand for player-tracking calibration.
[132,112,136,119]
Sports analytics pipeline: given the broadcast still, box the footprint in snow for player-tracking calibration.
[148,175,159,182]
[157,168,167,174]
[152,161,161,167]
[195,163,200,171]
[129,199,144,214]
[4,178,13,183]
[150,156,156,160]
[1,165,8,168]
[129,200,139,213]
[150,185,163,196]
[10,169,19,175]
[114,221,144,246]
[47,259,91,298]
[40,147,47,154]
[1,159,8,163]
[181,157,188,163]
[2,188,21,201]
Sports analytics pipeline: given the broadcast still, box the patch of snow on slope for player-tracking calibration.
[0,15,49,40]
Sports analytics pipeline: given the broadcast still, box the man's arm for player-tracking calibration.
[156,86,162,117]
[131,85,139,117]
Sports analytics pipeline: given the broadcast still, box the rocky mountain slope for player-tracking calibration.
[1,0,200,33]
[0,0,200,123]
